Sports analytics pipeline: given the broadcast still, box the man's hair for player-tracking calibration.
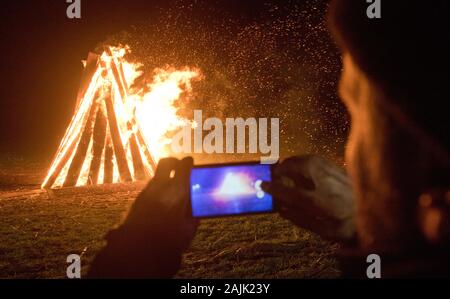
[328,0,450,167]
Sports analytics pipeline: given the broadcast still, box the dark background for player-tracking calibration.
[0,0,346,163]
[0,0,176,159]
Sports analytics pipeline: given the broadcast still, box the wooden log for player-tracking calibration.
[42,132,80,189]
[99,52,155,179]
[75,53,100,109]
[104,53,157,176]
[118,62,129,90]
[87,103,107,185]
[135,129,157,171]
[104,92,132,182]
[63,100,99,187]
[129,133,146,180]
[103,134,114,184]
[105,48,128,100]
[42,58,101,188]
[103,51,157,174]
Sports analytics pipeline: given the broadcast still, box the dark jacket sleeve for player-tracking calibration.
[337,243,450,278]
[87,225,183,278]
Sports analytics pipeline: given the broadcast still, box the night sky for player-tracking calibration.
[0,0,348,163]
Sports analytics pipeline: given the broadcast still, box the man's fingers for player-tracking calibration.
[141,157,179,204]
[273,155,311,176]
[273,157,316,190]
[174,157,193,199]
[173,156,193,185]
[261,181,313,208]
[173,157,193,200]
[154,157,179,181]
[275,173,315,191]
[172,156,194,216]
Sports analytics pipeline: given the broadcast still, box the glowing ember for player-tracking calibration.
[42,45,201,189]
[135,67,200,160]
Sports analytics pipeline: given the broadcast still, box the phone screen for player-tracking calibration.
[190,163,273,217]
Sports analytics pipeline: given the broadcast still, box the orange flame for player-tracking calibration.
[42,45,201,188]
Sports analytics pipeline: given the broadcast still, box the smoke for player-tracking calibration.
[102,0,349,163]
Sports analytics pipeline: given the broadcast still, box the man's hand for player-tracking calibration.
[262,155,356,241]
[88,157,198,278]
[122,156,198,250]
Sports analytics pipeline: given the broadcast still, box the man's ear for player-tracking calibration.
[417,189,450,246]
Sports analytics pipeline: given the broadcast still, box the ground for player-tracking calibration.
[0,160,340,278]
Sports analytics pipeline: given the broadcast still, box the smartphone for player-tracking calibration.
[189,161,275,218]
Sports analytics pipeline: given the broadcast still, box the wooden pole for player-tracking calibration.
[105,48,128,100]
[128,132,146,180]
[118,62,129,90]
[103,133,114,184]
[63,100,99,187]
[87,103,107,185]
[135,129,157,171]
[104,51,157,174]
[42,132,79,189]
[104,92,132,182]
[42,56,101,189]
[75,53,100,110]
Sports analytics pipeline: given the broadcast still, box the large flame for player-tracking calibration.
[42,45,201,188]
[135,67,199,160]
[107,46,201,161]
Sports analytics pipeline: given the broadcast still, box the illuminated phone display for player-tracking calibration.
[190,163,273,217]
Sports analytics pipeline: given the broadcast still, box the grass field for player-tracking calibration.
[0,160,340,278]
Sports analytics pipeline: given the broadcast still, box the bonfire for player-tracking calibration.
[42,46,200,189]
